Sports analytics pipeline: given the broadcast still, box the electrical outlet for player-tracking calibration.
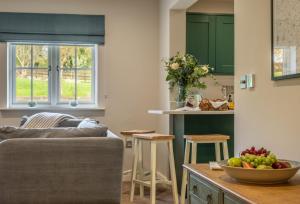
[125,140,132,148]
[240,75,247,89]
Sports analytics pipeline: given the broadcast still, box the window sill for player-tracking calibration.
[0,106,105,111]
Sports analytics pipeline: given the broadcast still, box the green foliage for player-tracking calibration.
[16,44,93,69]
[16,78,91,101]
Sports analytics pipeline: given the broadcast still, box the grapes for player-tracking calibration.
[229,147,286,170]
[240,147,270,156]
[238,148,278,169]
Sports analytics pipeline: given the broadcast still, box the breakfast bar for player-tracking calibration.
[148,110,234,190]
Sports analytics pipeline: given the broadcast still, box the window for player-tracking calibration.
[9,43,97,107]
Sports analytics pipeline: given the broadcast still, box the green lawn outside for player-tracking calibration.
[16,78,91,101]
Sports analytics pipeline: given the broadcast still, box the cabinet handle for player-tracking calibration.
[207,193,212,204]
[192,185,198,194]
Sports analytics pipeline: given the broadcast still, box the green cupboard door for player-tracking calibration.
[186,14,216,68]
[215,15,234,75]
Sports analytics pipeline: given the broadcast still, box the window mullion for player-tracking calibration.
[30,45,33,103]
[74,47,78,101]
[51,45,58,106]
[48,45,53,105]
[92,45,97,106]
[11,44,16,106]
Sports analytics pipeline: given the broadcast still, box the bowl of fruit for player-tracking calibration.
[219,147,300,184]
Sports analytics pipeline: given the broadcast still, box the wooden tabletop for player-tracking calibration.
[184,164,300,204]
[148,109,234,115]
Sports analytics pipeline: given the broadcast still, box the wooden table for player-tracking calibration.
[184,164,300,204]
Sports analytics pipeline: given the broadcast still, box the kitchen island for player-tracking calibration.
[148,109,234,190]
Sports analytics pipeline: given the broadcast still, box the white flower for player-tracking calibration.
[202,65,209,74]
[171,63,180,70]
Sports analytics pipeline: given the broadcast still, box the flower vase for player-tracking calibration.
[176,85,187,108]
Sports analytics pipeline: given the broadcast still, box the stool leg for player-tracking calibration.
[150,141,157,204]
[215,142,221,162]
[168,141,179,204]
[123,136,127,149]
[137,140,144,198]
[130,138,139,202]
[191,142,197,164]
[223,141,229,160]
[180,141,191,204]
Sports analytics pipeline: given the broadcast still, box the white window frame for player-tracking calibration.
[8,42,97,108]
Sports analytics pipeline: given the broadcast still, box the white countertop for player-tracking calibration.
[148,109,234,115]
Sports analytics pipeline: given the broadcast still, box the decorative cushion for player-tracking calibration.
[58,119,85,127]
[77,118,99,128]
[20,116,100,128]
[20,116,29,127]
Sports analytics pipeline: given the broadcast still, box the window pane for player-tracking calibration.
[15,69,31,102]
[77,47,93,68]
[60,69,75,102]
[33,69,49,102]
[60,46,75,68]
[16,45,31,68]
[77,69,92,102]
[33,45,48,68]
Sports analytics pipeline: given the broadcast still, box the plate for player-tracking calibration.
[219,160,300,184]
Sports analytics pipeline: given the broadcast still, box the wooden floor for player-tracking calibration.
[121,182,176,204]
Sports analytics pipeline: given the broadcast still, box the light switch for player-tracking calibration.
[240,75,247,89]
[247,74,255,88]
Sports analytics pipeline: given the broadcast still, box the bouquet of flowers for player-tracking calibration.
[164,53,215,106]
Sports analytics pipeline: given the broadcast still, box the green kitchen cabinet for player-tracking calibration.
[215,15,234,75]
[186,14,216,69]
[186,14,234,75]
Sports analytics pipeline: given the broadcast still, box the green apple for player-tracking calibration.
[228,158,242,167]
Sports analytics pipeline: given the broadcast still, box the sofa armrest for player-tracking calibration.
[0,137,124,204]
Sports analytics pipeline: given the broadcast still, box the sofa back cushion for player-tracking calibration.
[20,116,100,128]
[0,126,108,141]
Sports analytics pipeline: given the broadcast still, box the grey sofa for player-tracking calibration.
[0,121,124,204]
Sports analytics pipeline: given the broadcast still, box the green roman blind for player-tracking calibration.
[0,12,105,44]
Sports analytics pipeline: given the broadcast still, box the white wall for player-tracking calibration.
[235,0,300,161]
[0,0,160,172]
[188,0,234,13]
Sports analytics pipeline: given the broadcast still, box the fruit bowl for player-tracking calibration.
[219,160,300,184]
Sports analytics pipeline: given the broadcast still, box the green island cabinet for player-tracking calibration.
[148,110,234,191]
[188,172,247,204]
[187,13,234,75]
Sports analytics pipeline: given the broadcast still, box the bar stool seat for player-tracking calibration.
[121,130,155,136]
[133,133,174,141]
[180,134,230,204]
[184,134,230,142]
[130,133,179,204]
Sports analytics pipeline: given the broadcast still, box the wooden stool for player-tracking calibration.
[130,133,179,204]
[120,130,155,197]
[120,130,155,173]
[180,134,230,204]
